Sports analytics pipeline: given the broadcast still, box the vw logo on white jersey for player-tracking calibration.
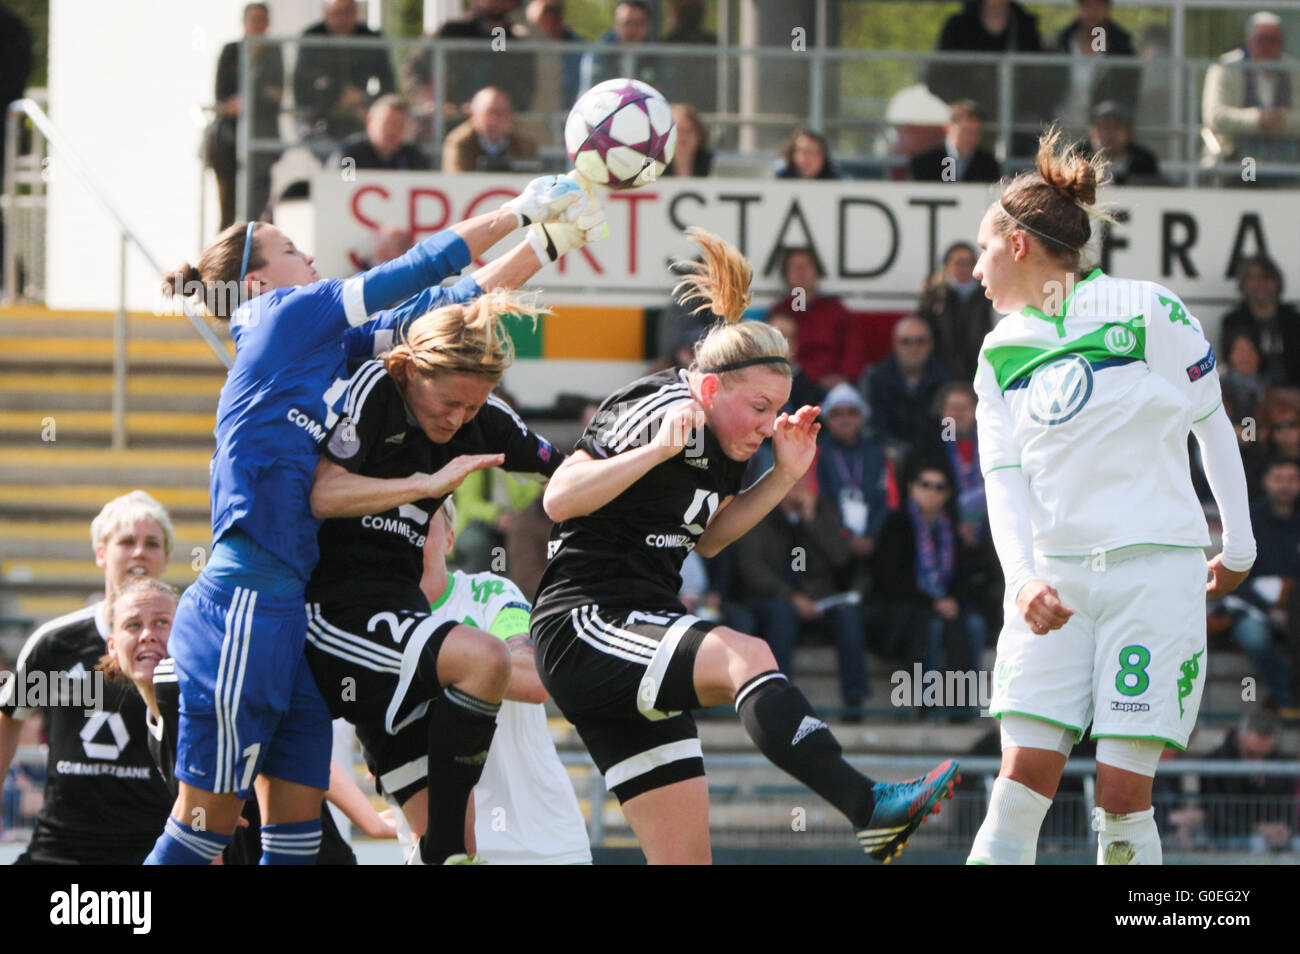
[1026,353,1094,425]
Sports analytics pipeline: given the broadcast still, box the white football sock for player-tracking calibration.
[967,777,1052,865]
[1094,806,1162,865]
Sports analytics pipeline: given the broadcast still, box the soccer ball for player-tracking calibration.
[565,79,676,190]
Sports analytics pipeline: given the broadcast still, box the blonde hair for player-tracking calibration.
[90,490,175,556]
[98,578,180,682]
[672,228,789,380]
[384,289,540,389]
[996,127,1115,270]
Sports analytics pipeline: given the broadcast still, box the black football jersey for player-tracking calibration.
[533,369,747,625]
[0,604,173,864]
[307,359,563,605]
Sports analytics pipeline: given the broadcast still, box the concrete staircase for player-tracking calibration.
[0,305,230,625]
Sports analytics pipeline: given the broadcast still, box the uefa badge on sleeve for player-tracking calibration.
[1186,346,1215,382]
[328,419,361,459]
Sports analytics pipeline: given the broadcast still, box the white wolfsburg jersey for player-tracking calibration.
[436,570,592,864]
[974,270,1223,556]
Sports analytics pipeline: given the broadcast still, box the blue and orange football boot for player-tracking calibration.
[857,758,961,862]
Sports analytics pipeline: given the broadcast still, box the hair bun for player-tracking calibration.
[161,262,201,299]
[1035,128,1103,207]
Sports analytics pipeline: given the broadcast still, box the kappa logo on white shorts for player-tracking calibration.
[791,715,829,746]
[1027,353,1094,426]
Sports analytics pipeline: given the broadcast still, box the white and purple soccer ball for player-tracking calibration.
[565,78,677,190]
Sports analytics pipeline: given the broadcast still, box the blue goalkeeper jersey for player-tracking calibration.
[209,229,481,582]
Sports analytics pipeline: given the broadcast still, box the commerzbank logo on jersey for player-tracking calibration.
[1026,353,1094,425]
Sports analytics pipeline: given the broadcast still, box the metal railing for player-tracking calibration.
[229,27,1300,211]
[6,744,1297,856]
[1,98,233,450]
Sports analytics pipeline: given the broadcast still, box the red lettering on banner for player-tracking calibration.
[351,184,389,231]
[608,191,659,275]
[408,188,451,240]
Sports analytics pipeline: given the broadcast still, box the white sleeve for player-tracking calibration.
[1191,408,1257,573]
[1143,285,1223,423]
[984,466,1039,603]
[974,348,1036,601]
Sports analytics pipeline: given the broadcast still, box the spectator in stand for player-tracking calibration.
[1220,255,1300,387]
[1049,0,1140,127]
[918,241,993,383]
[437,0,536,116]
[211,2,283,229]
[915,383,988,549]
[1218,457,1300,716]
[816,383,892,568]
[1078,100,1161,185]
[453,469,545,575]
[879,83,951,181]
[766,311,826,414]
[770,248,865,390]
[874,463,988,717]
[579,0,659,94]
[911,382,1003,628]
[1203,12,1300,183]
[525,0,584,110]
[661,0,719,114]
[909,100,1001,183]
[293,0,395,145]
[442,87,539,173]
[925,0,1050,156]
[775,128,845,180]
[1220,333,1269,433]
[862,315,950,460]
[334,95,431,172]
[1237,395,1300,499]
[1201,712,1298,851]
[730,471,869,717]
[350,225,416,273]
[664,103,713,178]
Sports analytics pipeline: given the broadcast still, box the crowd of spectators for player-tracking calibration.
[207,1,1300,227]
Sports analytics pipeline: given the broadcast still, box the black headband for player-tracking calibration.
[698,355,792,374]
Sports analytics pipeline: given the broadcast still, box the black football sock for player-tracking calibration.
[735,670,877,828]
[419,686,500,864]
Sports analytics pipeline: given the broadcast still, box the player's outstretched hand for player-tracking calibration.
[1206,553,1251,597]
[1016,579,1074,634]
[501,174,582,227]
[654,398,706,458]
[772,404,821,481]
[424,453,505,499]
[525,220,605,263]
[559,171,609,241]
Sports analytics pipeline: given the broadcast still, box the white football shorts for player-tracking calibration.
[988,545,1208,749]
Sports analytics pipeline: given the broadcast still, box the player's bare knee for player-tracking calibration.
[720,628,777,679]
[461,629,510,700]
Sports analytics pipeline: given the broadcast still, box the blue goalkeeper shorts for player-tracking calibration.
[168,573,332,798]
